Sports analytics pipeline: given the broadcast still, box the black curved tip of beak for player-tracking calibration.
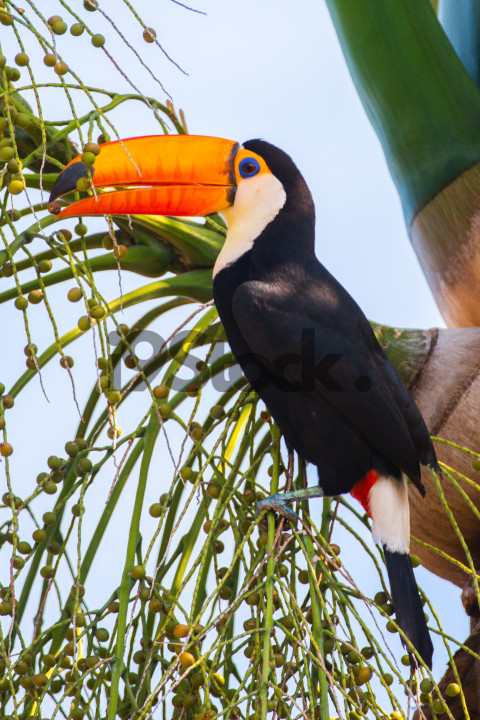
[49,162,94,202]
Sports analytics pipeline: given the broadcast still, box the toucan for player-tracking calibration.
[49,135,438,668]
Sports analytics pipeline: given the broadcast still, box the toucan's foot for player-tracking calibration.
[256,486,325,521]
[256,493,299,522]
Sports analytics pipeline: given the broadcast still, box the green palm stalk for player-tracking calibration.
[326,0,480,325]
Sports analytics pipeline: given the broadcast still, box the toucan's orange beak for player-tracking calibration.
[49,135,239,220]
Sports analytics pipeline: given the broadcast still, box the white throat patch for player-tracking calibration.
[213,173,287,277]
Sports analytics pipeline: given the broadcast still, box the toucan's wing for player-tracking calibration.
[231,278,433,490]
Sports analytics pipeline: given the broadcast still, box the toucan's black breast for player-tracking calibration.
[213,256,436,496]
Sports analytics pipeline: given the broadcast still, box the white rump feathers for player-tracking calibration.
[369,475,410,553]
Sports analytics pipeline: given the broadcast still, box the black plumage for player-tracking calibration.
[213,140,437,497]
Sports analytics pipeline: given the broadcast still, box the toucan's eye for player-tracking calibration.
[239,157,261,178]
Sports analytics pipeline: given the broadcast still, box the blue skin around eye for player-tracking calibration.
[239,158,260,178]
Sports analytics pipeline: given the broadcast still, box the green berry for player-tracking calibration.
[81,151,96,166]
[43,511,56,525]
[0,10,13,24]
[48,458,62,473]
[78,316,91,332]
[6,67,21,81]
[149,503,162,518]
[420,679,433,693]
[43,480,57,494]
[51,20,67,35]
[207,481,221,499]
[32,529,46,543]
[42,653,56,668]
[7,158,21,174]
[70,23,84,36]
[113,244,128,259]
[19,676,34,690]
[131,564,146,580]
[0,145,14,162]
[75,222,88,236]
[91,34,105,47]
[68,288,83,302]
[410,554,421,568]
[298,569,309,584]
[48,541,62,555]
[76,177,91,192]
[65,441,79,457]
[54,61,69,75]
[28,290,44,304]
[33,672,48,687]
[90,305,105,319]
[12,556,24,570]
[95,627,109,642]
[17,541,31,554]
[38,259,52,273]
[117,323,129,336]
[15,660,29,674]
[153,384,169,399]
[107,390,122,405]
[385,619,397,633]
[191,426,204,441]
[15,113,30,130]
[158,402,171,417]
[14,52,29,66]
[143,27,156,42]
[14,295,28,310]
[209,405,225,420]
[446,683,461,697]
[374,591,388,605]
[79,457,93,473]
[40,565,55,579]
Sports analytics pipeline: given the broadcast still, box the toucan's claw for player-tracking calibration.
[256,494,299,522]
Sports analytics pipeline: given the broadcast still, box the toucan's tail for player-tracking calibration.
[383,547,433,669]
